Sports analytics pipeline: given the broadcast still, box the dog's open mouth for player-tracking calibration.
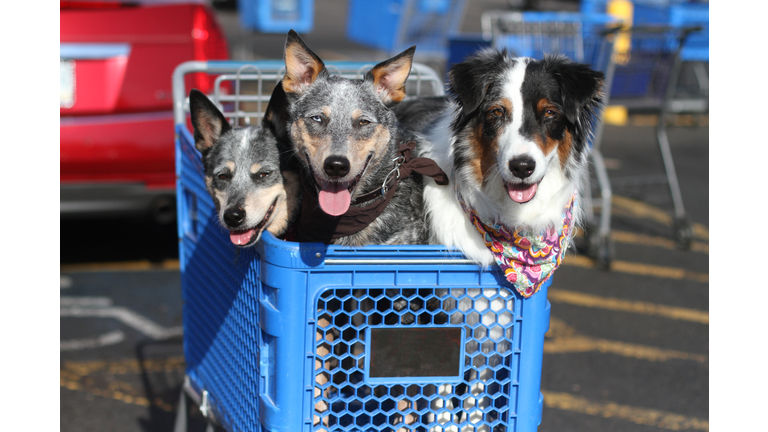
[228,198,278,246]
[314,154,372,216]
[505,182,539,204]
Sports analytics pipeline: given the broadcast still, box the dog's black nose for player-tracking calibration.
[509,157,536,179]
[324,156,350,178]
[224,207,245,227]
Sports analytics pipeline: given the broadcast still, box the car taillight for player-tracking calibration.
[189,5,230,95]
[60,1,138,9]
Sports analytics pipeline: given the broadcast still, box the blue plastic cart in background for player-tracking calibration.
[346,0,467,61]
[171,60,554,432]
[239,0,314,33]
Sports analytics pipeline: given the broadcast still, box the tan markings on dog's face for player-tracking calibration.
[533,98,562,156]
[214,188,228,213]
[557,129,574,165]
[204,175,222,211]
[322,106,332,118]
[467,121,501,186]
[291,118,332,167]
[225,161,235,172]
[349,124,390,174]
[250,163,261,174]
[351,109,362,120]
[486,98,512,119]
[244,182,282,226]
[267,170,300,236]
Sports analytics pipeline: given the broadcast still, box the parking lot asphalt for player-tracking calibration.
[60,120,709,432]
[60,1,709,431]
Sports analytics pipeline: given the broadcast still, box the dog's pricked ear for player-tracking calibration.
[189,89,231,154]
[448,48,508,115]
[262,81,291,142]
[282,29,326,96]
[547,55,605,126]
[366,46,415,107]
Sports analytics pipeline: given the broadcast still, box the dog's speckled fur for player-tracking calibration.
[282,30,429,246]
[189,84,300,246]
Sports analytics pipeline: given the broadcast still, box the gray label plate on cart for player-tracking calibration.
[367,327,463,381]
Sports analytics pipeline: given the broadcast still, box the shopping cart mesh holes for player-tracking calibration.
[312,284,522,432]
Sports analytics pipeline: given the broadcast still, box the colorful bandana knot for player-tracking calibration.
[459,191,577,298]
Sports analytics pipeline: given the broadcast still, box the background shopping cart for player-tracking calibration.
[172,60,555,432]
[346,0,467,62]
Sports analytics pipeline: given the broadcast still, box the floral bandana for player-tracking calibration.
[458,191,577,298]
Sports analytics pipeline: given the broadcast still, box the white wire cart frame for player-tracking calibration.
[172,60,445,127]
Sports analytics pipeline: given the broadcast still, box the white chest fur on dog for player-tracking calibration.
[411,51,605,266]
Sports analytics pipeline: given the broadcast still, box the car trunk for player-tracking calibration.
[60,1,228,186]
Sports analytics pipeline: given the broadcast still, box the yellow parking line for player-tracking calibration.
[612,230,709,254]
[542,390,709,430]
[545,317,707,363]
[61,357,186,378]
[60,259,180,273]
[61,357,185,411]
[548,289,708,324]
[612,195,709,241]
[545,334,708,363]
[563,254,709,283]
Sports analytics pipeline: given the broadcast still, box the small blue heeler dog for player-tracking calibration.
[189,83,301,246]
[280,30,447,246]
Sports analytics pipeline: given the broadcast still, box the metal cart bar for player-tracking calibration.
[172,60,445,127]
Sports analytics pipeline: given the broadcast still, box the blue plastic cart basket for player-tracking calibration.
[172,60,552,432]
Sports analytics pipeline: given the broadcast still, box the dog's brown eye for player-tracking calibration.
[218,173,230,181]
[257,171,272,179]
[545,109,557,118]
[359,119,371,126]
[489,108,504,118]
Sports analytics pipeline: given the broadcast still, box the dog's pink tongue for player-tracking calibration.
[506,183,538,203]
[229,229,255,245]
[318,182,351,216]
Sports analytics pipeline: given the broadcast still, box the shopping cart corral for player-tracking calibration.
[482,11,703,267]
[172,60,554,432]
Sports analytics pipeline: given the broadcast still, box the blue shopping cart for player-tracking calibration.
[346,0,467,61]
[171,60,555,432]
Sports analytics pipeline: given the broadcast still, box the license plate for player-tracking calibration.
[60,59,75,108]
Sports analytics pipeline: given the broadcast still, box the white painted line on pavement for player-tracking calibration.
[60,305,183,340]
[60,296,113,307]
[60,330,125,351]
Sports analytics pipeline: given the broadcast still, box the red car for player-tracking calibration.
[60,0,229,223]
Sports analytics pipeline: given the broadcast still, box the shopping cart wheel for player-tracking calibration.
[673,215,694,250]
[594,233,613,271]
[574,222,612,270]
